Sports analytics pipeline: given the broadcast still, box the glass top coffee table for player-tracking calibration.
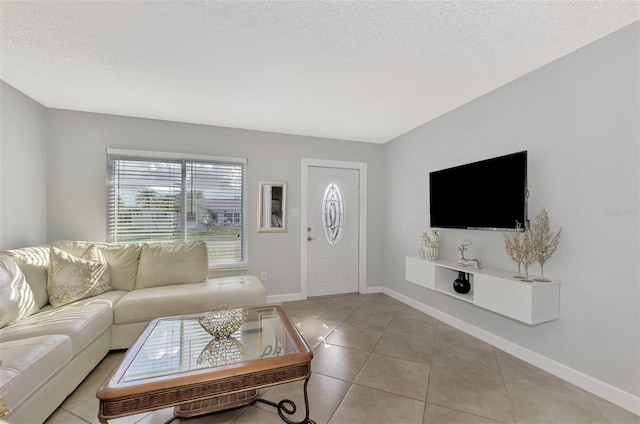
[97,305,314,424]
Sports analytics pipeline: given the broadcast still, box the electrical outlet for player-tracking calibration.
[260,272,267,281]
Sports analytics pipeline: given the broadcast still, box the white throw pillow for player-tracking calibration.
[47,245,112,308]
[135,241,208,289]
[51,241,142,291]
[2,245,51,308]
[0,254,39,327]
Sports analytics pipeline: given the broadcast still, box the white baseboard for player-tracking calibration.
[267,286,383,303]
[364,285,384,294]
[266,293,303,304]
[382,287,640,417]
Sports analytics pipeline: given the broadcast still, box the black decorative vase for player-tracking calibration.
[453,271,471,294]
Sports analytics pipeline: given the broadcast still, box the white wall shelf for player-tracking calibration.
[405,256,560,325]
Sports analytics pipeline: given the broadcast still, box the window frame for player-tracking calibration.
[106,148,248,270]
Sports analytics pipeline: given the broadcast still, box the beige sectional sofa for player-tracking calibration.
[0,240,266,424]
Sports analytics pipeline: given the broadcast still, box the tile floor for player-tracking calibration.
[45,293,639,424]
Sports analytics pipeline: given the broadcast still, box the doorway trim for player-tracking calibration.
[301,158,367,299]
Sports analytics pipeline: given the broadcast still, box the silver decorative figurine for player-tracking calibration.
[456,240,482,269]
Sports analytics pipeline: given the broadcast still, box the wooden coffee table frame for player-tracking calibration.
[96,306,315,424]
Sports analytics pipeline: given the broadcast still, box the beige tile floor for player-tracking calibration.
[45,293,639,424]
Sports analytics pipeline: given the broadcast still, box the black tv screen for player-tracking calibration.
[429,151,527,230]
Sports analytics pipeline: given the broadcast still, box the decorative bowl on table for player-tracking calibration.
[197,304,248,338]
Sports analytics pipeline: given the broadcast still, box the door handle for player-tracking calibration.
[307,236,315,241]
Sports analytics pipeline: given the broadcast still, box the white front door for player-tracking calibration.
[306,166,359,297]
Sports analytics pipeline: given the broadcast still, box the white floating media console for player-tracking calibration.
[405,256,560,325]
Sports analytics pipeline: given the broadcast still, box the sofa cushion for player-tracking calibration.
[135,241,208,289]
[52,241,142,291]
[115,275,266,325]
[1,246,50,309]
[48,245,112,308]
[0,294,117,356]
[0,255,39,328]
[0,335,72,418]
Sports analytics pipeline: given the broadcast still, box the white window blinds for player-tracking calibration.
[107,149,247,269]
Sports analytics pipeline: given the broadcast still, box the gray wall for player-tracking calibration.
[45,110,385,296]
[0,81,48,249]
[383,22,639,396]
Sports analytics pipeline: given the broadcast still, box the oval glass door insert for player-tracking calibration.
[322,183,344,245]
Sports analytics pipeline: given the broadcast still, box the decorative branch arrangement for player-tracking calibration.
[530,208,562,281]
[504,221,525,278]
[521,222,537,282]
[504,209,561,282]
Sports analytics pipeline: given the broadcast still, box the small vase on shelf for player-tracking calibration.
[418,232,428,259]
[453,271,470,294]
[426,230,439,261]
[418,230,440,261]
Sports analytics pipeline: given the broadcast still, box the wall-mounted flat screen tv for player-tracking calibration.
[429,151,527,230]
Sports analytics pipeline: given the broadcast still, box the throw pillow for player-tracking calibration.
[2,245,51,308]
[135,241,208,289]
[0,254,39,327]
[51,241,142,291]
[48,245,112,308]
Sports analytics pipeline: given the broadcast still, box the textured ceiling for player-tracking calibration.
[1,1,638,143]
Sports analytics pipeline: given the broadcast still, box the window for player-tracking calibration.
[322,182,344,245]
[107,149,247,269]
